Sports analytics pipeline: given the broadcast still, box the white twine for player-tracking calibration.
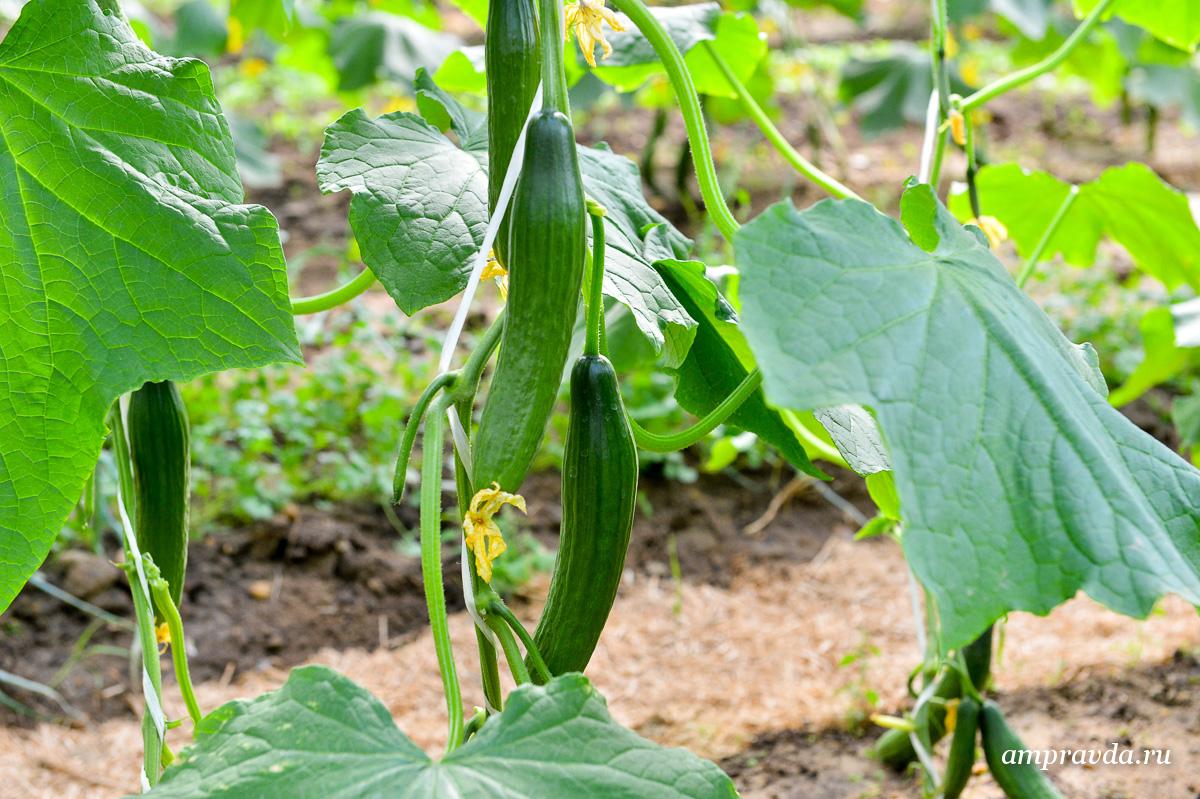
[435,83,544,683]
[116,395,166,791]
[917,89,939,185]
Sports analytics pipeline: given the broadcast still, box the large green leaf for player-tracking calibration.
[1109,302,1200,406]
[0,0,299,612]
[318,93,696,360]
[317,106,489,316]
[329,12,461,91]
[143,667,736,798]
[1075,0,1200,52]
[949,162,1200,292]
[580,147,695,365]
[838,43,973,135]
[950,0,1054,40]
[735,188,1200,648]
[591,5,767,98]
[655,259,820,476]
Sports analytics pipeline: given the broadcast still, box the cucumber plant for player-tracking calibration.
[1,0,1198,796]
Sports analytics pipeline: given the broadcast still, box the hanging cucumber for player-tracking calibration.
[530,354,638,679]
[127,380,190,620]
[980,701,1063,799]
[941,697,980,799]
[485,0,540,268]
[471,109,586,494]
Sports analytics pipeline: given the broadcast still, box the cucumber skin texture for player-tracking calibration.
[942,697,979,799]
[128,380,190,615]
[485,0,539,267]
[531,355,638,679]
[473,110,586,493]
[980,701,1064,799]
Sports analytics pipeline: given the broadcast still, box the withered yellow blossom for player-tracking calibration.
[463,482,526,582]
[565,0,625,68]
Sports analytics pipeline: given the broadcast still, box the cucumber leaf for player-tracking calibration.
[655,259,821,476]
[1074,0,1200,52]
[0,0,299,612]
[592,5,767,98]
[949,162,1200,291]
[839,43,973,135]
[318,107,490,316]
[1109,303,1200,406]
[318,87,697,362]
[329,12,461,91]
[142,667,736,798]
[735,187,1200,649]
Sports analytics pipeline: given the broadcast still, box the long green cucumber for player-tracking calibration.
[530,354,637,679]
[941,697,979,798]
[980,701,1063,799]
[472,109,586,493]
[485,0,540,267]
[127,380,190,619]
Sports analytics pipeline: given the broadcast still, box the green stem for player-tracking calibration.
[450,310,506,407]
[538,0,570,114]
[963,108,981,220]
[704,42,859,201]
[930,0,951,117]
[1016,186,1077,288]
[109,407,164,785]
[448,333,506,714]
[610,0,739,241]
[149,571,202,727]
[420,399,464,752]
[585,203,607,357]
[928,128,949,188]
[290,267,376,315]
[454,452,505,713]
[486,615,532,685]
[630,369,762,452]
[393,371,460,503]
[487,598,552,684]
[961,0,1116,111]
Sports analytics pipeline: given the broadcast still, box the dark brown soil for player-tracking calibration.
[0,466,869,728]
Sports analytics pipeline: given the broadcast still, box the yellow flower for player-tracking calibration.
[463,483,526,582]
[945,698,961,733]
[155,621,171,653]
[481,250,509,300]
[565,0,625,68]
[972,215,1008,250]
[239,57,268,79]
[226,17,245,55]
[948,109,966,147]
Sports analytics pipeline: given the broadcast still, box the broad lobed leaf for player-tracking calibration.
[142,667,737,798]
[950,161,1200,291]
[0,0,299,612]
[736,187,1200,648]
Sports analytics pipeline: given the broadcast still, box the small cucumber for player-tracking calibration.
[941,697,979,799]
[530,355,637,679]
[127,380,190,618]
[980,700,1063,799]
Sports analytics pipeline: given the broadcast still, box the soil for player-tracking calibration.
[0,466,871,728]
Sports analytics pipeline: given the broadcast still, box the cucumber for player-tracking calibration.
[127,380,190,618]
[472,109,586,493]
[941,697,979,798]
[980,701,1063,799]
[530,355,638,679]
[485,0,539,267]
